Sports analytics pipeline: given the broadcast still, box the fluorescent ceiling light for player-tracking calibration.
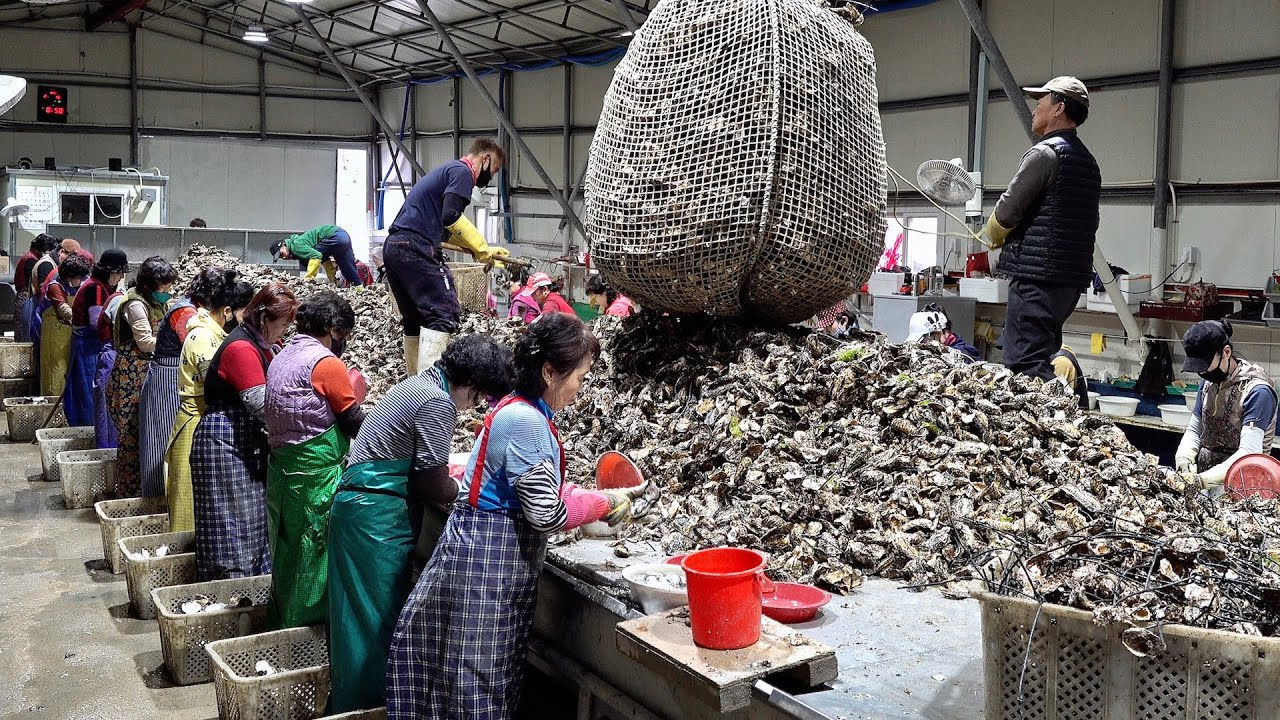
[0,75,26,117]
[244,25,269,43]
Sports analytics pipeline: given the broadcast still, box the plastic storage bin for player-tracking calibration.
[959,277,1010,303]
[119,531,196,620]
[5,396,67,442]
[1086,275,1152,312]
[95,496,169,573]
[206,625,330,720]
[58,448,117,509]
[0,376,32,401]
[974,585,1280,720]
[0,342,33,378]
[152,575,272,686]
[450,262,488,314]
[37,426,96,482]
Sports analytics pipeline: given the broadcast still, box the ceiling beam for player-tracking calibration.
[86,0,151,31]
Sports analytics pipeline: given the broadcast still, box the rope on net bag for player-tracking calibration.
[585,0,887,324]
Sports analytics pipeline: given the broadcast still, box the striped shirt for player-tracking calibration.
[458,397,567,533]
[346,366,455,471]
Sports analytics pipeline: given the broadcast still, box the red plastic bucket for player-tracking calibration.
[681,547,768,650]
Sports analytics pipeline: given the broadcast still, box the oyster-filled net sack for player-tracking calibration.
[585,0,887,324]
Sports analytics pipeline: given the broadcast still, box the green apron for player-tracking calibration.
[266,424,349,629]
[327,458,423,714]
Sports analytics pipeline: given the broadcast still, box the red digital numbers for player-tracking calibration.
[37,86,68,124]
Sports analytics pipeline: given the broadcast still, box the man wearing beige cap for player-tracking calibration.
[982,76,1101,382]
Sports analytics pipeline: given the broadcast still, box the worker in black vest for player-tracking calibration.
[982,77,1101,382]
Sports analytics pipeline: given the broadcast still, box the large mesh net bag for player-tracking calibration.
[585,0,887,324]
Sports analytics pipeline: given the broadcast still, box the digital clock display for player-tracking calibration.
[37,86,68,123]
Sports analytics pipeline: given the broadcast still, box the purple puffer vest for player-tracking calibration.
[264,334,336,450]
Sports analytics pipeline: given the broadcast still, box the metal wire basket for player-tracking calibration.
[94,496,169,574]
[37,426,95,482]
[119,531,196,620]
[584,0,886,323]
[58,448,116,509]
[206,625,330,720]
[450,262,489,314]
[151,575,272,686]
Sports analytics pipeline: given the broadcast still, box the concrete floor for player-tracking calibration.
[0,428,215,719]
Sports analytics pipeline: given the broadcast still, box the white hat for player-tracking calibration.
[1022,76,1089,108]
[907,311,948,343]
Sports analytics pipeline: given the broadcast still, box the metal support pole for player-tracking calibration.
[954,0,1033,142]
[562,63,573,256]
[257,54,267,141]
[451,76,462,158]
[128,24,139,166]
[964,0,981,171]
[408,80,420,182]
[1151,0,1176,300]
[412,0,590,240]
[293,5,424,176]
[607,0,639,33]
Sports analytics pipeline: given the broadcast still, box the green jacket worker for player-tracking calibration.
[271,225,370,288]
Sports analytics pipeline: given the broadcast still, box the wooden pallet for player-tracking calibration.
[616,608,838,713]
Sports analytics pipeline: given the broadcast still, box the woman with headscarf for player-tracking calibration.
[264,291,366,629]
[386,313,640,719]
[28,237,67,388]
[327,334,514,713]
[95,289,126,449]
[166,272,253,532]
[191,283,297,582]
[65,250,129,428]
[14,235,54,342]
[107,256,176,497]
[138,281,199,497]
[38,255,91,396]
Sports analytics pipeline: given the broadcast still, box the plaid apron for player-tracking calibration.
[386,396,559,720]
[192,407,272,581]
[266,423,350,629]
[327,458,421,714]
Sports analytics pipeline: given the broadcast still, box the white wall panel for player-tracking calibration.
[571,63,616,124]
[379,85,409,132]
[1079,86,1158,184]
[460,75,501,129]
[420,138,456,170]
[228,143,284,230]
[984,0,1159,86]
[0,133,129,169]
[1170,204,1279,288]
[140,90,202,130]
[1095,203,1155,276]
[203,95,259,133]
[860,2,971,101]
[881,105,968,181]
[264,64,351,91]
[201,43,259,86]
[315,101,374,137]
[75,87,131,127]
[1176,0,1280,67]
[511,136,564,189]
[1171,75,1280,182]
[414,82,456,133]
[512,67,564,126]
[139,31,203,83]
[0,28,128,74]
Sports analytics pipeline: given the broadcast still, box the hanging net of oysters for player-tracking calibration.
[584,0,887,324]
[452,312,1280,642]
[174,245,406,402]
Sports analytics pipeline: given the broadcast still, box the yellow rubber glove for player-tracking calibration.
[447,216,505,264]
[980,214,1012,249]
[322,260,338,283]
[305,257,323,279]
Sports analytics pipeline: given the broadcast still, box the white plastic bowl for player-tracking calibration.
[1097,396,1139,418]
[621,563,689,614]
[1158,403,1192,428]
[1183,389,1199,411]
[1087,391,1100,410]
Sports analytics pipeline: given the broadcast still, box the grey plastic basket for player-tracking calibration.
[973,585,1280,720]
[0,342,33,378]
[152,575,272,686]
[0,376,32,401]
[5,396,67,442]
[119,531,196,620]
[37,426,95,482]
[59,448,116,509]
[94,496,169,573]
[317,709,386,719]
[206,625,330,720]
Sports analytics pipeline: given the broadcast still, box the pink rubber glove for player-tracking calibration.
[559,484,609,529]
[348,368,368,405]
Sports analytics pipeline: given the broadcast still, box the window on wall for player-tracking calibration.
[336,148,369,262]
[60,193,125,226]
[881,215,940,273]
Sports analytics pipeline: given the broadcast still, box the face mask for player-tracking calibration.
[1199,367,1228,384]
[331,334,347,358]
[475,159,493,188]
[224,318,240,334]
[151,291,172,304]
